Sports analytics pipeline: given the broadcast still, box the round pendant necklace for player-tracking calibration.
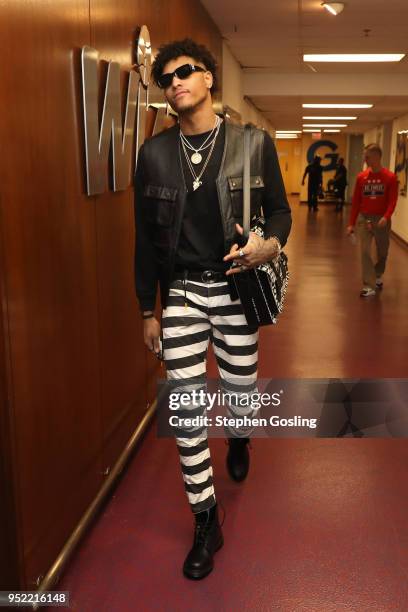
[191,152,202,165]
[180,117,222,192]
[180,116,221,165]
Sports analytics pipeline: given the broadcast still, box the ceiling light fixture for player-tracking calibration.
[303,129,321,132]
[324,129,341,132]
[321,2,345,16]
[275,135,299,139]
[303,104,373,109]
[303,123,347,127]
[304,54,405,62]
[276,130,302,134]
[302,116,356,120]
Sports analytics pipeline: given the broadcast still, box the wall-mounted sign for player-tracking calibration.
[81,25,168,195]
[307,139,339,172]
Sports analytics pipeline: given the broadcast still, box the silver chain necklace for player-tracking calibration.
[180,118,222,191]
[179,116,221,165]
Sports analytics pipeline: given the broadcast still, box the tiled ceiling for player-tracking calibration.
[250,95,408,133]
[201,0,408,131]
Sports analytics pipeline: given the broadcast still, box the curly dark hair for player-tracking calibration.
[151,38,218,94]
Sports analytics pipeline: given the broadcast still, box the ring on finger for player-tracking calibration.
[238,248,244,258]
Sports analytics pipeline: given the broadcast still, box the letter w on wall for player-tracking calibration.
[81,46,147,195]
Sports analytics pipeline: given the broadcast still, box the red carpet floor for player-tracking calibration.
[52,200,408,611]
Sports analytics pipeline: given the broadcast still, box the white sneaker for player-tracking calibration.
[360,287,376,298]
[375,276,383,289]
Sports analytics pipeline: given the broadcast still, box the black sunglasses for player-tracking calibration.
[157,63,206,89]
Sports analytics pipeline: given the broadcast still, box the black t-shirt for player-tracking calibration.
[176,120,227,272]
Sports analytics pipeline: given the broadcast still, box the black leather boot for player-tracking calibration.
[226,437,250,482]
[183,504,224,580]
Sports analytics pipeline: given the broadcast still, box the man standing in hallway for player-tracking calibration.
[134,39,291,579]
[332,157,347,211]
[302,155,323,211]
[347,143,398,297]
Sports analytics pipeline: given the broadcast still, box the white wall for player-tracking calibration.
[222,42,276,135]
[221,42,244,119]
[363,122,391,168]
[390,114,408,243]
[363,127,381,147]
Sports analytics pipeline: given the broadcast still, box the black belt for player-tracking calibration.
[172,269,228,283]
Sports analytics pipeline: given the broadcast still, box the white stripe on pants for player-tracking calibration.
[162,278,259,513]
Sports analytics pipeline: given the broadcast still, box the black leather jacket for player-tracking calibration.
[134,120,291,311]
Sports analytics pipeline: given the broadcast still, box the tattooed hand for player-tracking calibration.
[223,223,280,275]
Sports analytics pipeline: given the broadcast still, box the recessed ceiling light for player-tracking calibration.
[275,135,299,139]
[303,123,347,127]
[321,2,345,15]
[303,129,321,132]
[303,54,405,62]
[302,116,356,120]
[303,104,373,109]
[276,130,302,134]
[324,129,341,132]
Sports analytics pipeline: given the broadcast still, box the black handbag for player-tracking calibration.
[231,125,289,327]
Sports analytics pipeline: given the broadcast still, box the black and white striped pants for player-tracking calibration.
[162,278,259,514]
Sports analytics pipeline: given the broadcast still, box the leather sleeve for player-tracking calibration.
[134,144,159,311]
[261,132,292,246]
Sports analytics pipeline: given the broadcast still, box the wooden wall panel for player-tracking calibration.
[0,0,222,589]
[88,0,156,478]
[0,218,21,588]
[0,0,102,588]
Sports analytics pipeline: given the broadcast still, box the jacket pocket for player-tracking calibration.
[144,184,178,227]
[228,175,264,218]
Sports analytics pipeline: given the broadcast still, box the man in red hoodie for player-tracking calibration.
[347,143,398,297]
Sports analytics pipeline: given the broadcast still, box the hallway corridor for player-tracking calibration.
[252,197,408,380]
[53,199,408,611]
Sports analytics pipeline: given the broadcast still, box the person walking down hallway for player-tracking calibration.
[134,39,291,580]
[347,143,398,298]
[332,157,348,211]
[302,155,323,211]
